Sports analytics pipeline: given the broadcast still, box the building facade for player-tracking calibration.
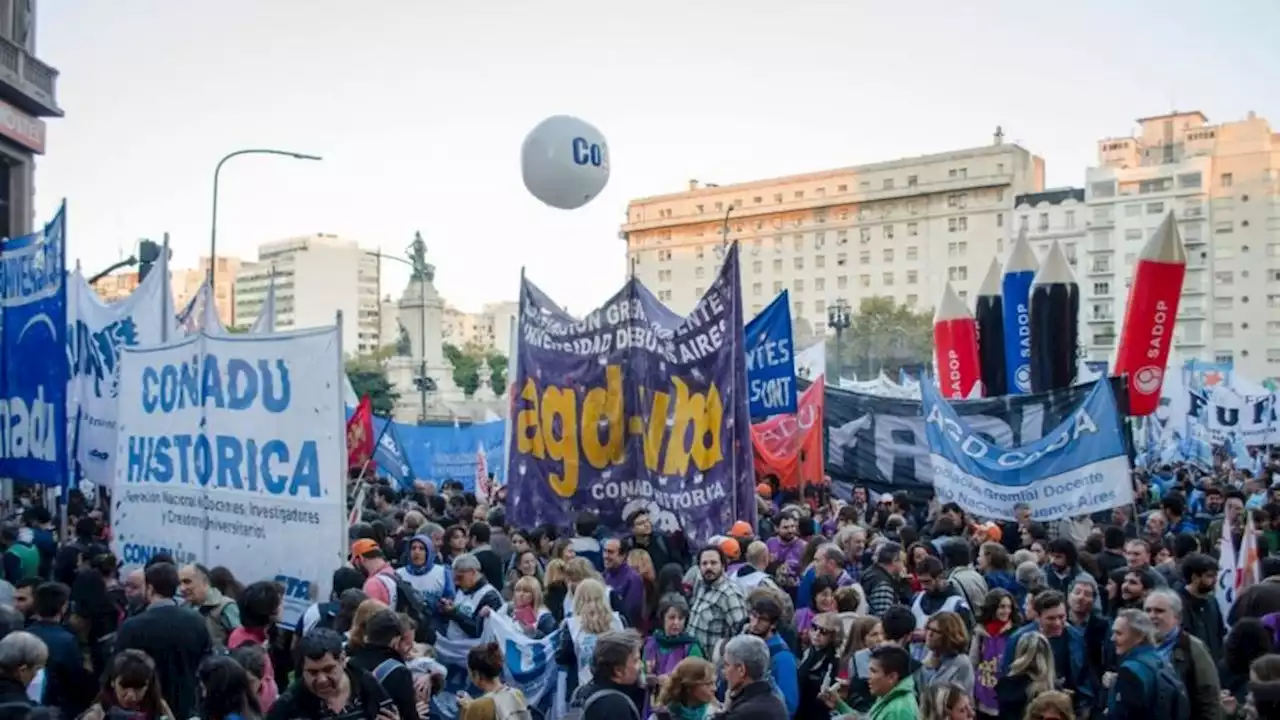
[0,1,57,237]
[621,134,1044,333]
[233,234,381,355]
[1082,110,1280,379]
[89,272,139,303]
[442,301,519,356]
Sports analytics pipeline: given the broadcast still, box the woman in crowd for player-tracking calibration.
[626,549,657,634]
[458,642,528,720]
[642,596,703,683]
[793,576,840,638]
[921,682,976,720]
[209,566,245,604]
[442,526,469,566]
[969,588,1019,718]
[556,578,623,695]
[502,576,556,639]
[844,619,886,715]
[229,644,269,712]
[921,611,974,695]
[502,550,543,601]
[796,612,843,719]
[1024,690,1075,720]
[979,543,1021,605]
[82,650,173,720]
[994,631,1054,720]
[651,657,718,720]
[228,581,283,711]
[906,542,937,595]
[543,559,569,624]
[346,599,389,650]
[198,656,261,720]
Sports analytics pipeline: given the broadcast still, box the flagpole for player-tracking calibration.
[348,412,394,525]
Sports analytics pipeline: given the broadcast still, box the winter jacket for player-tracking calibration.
[867,675,917,720]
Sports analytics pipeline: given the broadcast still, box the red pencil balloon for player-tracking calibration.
[934,281,982,399]
[1115,211,1186,416]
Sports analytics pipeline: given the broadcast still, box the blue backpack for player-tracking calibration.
[1125,652,1190,720]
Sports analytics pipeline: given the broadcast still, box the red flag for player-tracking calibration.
[751,380,824,491]
[347,396,375,471]
[933,282,981,399]
[1115,212,1185,416]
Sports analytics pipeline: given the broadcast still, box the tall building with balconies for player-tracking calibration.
[233,234,381,355]
[1082,110,1280,379]
[0,2,60,236]
[620,131,1045,334]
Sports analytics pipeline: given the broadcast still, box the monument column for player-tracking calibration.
[397,232,462,422]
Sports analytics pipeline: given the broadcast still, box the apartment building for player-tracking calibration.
[1082,110,1280,379]
[620,133,1045,332]
[89,272,140,303]
[89,255,241,325]
[233,234,381,355]
[442,301,519,356]
[0,1,59,237]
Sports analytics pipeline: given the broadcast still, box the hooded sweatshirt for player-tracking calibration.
[396,534,453,609]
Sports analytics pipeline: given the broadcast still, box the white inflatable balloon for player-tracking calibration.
[521,115,610,210]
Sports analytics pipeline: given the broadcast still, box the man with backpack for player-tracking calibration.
[352,540,431,642]
[565,630,645,720]
[346,609,421,720]
[1143,589,1222,720]
[1106,608,1193,720]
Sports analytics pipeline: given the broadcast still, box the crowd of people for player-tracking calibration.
[0,463,1276,720]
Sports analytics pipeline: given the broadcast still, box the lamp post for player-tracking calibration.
[365,248,434,424]
[827,298,852,381]
[209,148,322,287]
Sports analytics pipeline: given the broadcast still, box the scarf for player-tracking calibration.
[400,534,436,577]
[1157,628,1180,661]
[984,620,1010,638]
[652,630,697,653]
[665,703,710,720]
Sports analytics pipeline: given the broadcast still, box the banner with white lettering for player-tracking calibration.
[822,376,1132,497]
[111,327,347,625]
[744,291,796,417]
[0,206,67,485]
[794,341,826,384]
[922,376,1133,522]
[68,261,176,489]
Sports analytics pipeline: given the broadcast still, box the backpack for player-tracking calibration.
[372,658,406,685]
[376,573,430,641]
[562,687,640,720]
[491,686,533,720]
[1127,652,1191,720]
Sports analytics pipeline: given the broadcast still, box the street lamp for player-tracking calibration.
[827,298,852,381]
[366,248,435,424]
[209,148,323,287]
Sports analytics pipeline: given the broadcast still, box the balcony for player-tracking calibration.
[1087,314,1115,323]
[1087,264,1114,276]
[1183,283,1206,295]
[1181,305,1204,319]
[1092,335,1117,347]
[0,35,60,117]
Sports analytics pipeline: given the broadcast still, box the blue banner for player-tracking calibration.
[745,290,796,418]
[1001,269,1035,395]
[371,415,415,488]
[922,376,1132,522]
[400,421,505,491]
[0,207,67,485]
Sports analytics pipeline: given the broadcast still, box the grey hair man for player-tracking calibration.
[0,630,46,693]
[440,553,503,639]
[1142,588,1221,718]
[572,630,643,720]
[721,634,787,716]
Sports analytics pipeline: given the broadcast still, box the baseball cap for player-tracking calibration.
[729,521,753,539]
[719,538,741,560]
[350,539,380,558]
[756,483,773,498]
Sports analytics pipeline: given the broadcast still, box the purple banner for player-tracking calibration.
[505,244,755,543]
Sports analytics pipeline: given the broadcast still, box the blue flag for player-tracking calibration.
[922,376,1132,522]
[744,290,796,417]
[0,206,67,485]
[371,414,415,489]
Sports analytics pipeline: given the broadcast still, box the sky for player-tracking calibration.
[32,0,1280,315]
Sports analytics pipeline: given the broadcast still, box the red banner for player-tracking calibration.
[347,395,375,471]
[751,380,824,491]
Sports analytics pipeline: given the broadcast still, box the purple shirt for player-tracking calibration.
[604,563,645,626]
[766,536,805,573]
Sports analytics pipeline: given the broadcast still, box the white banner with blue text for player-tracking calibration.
[109,327,347,626]
[922,377,1132,522]
[430,612,564,720]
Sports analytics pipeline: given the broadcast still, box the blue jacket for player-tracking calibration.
[766,633,799,717]
[1000,621,1095,706]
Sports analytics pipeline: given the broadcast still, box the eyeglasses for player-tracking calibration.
[814,626,836,635]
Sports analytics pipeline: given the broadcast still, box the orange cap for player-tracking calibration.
[729,521,753,539]
[756,483,772,498]
[719,538,741,560]
[350,538,380,558]
[972,522,1002,543]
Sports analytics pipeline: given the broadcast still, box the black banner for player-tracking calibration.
[819,378,1132,498]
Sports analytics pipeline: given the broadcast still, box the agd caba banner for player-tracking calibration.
[506,245,754,542]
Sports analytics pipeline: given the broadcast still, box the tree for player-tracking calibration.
[443,343,509,396]
[486,351,509,393]
[345,346,399,415]
[827,296,932,380]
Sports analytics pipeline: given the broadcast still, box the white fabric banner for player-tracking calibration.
[67,263,177,489]
[794,340,826,383]
[110,327,347,626]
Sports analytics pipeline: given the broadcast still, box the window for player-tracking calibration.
[1125,204,1142,217]
[1178,172,1202,189]
[752,260,762,273]
[837,253,848,267]
[837,230,848,244]
[659,290,672,301]
[1138,178,1172,194]
[907,175,918,187]
[947,193,967,209]
[884,225,895,240]
[1090,181,1116,198]
[793,257,804,270]
[1092,257,1111,273]
[1214,323,1234,339]
[814,232,825,248]
[859,181,871,191]
[1269,295,1280,309]
[815,300,825,314]
[997,213,1004,228]
[1146,202,1164,215]
[838,275,849,289]
[996,189,1005,202]
[948,266,968,281]
[1215,296,1234,310]
[997,238,1004,253]
[906,270,918,284]
[1221,173,1233,188]
[658,249,672,261]
[1269,349,1280,365]
[948,217,967,232]
[837,184,847,192]
[795,279,805,292]
[774,237,783,252]
[883,272,894,286]
[1268,321,1280,337]
[883,248,894,262]
[1215,271,1234,285]
[1038,213,1049,230]
[907,222,918,236]
[1093,281,1111,296]
[773,281,783,293]
[773,259,782,272]
[714,202,723,211]
[694,267,705,279]
[1092,206,1113,223]
[907,200,919,215]
[752,196,762,204]
[815,278,825,291]
[695,204,704,214]
[859,251,871,264]
[1215,352,1234,365]
[815,187,826,198]
[883,178,894,190]
[1269,244,1280,258]
[774,193,783,203]
[1019,215,1029,231]
[795,190,805,200]
[906,246,919,261]
[859,274,871,288]
[794,235,804,251]
[1065,210,1075,228]
[1125,229,1143,241]
[860,228,872,242]
[815,255,826,269]
[1185,199,1203,217]
[1215,221,1234,234]
[907,294,919,305]
[958,217,968,231]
